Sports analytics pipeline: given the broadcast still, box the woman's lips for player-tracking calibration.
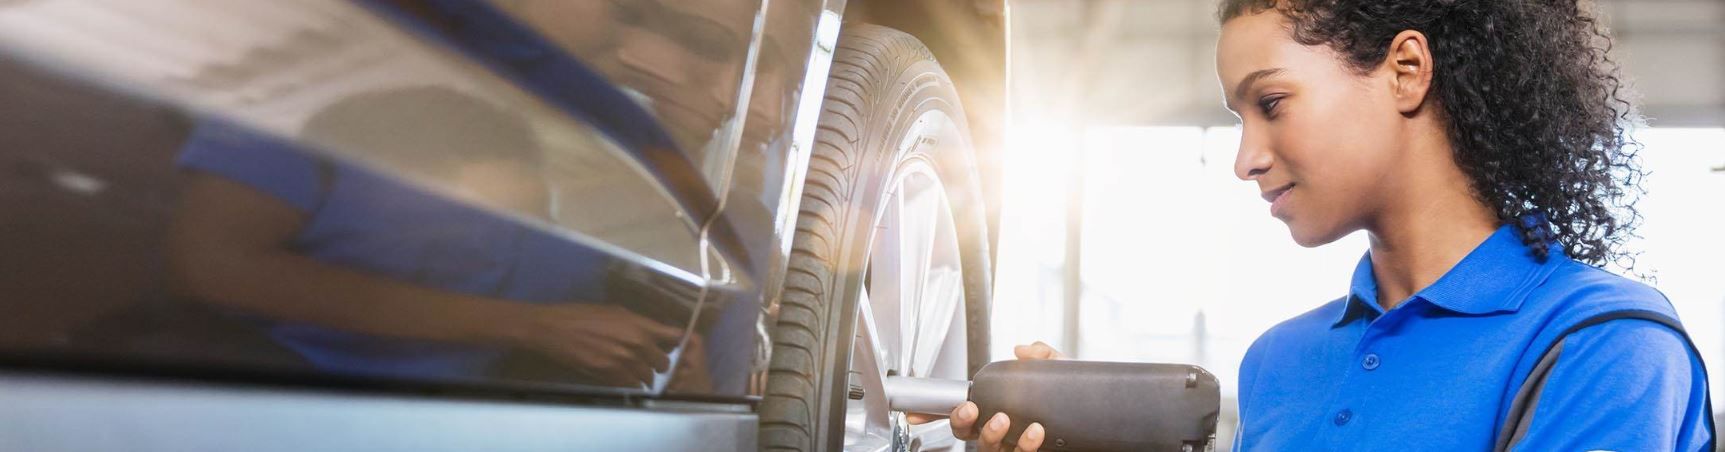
[1262,183,1295,217]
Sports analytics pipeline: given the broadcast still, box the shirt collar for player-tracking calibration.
[1333,223,1564,328]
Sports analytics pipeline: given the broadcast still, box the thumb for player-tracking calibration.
[1013,341,1064,360]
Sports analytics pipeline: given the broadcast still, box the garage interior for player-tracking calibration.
[0,0,1716,449]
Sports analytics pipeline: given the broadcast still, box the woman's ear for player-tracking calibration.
[1385,30,1435,115]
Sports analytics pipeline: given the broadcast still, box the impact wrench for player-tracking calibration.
[881,360,1220,451]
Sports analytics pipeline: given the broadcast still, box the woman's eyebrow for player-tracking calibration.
[1232,68,1286,104]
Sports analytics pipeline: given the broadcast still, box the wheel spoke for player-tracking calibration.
[908,420,963,451]
[897,174,962,378]
[916,265,967,379]
[896,177,934,375]
[869,191,905,375]
[844,117,972,452]
[847,287,894,449]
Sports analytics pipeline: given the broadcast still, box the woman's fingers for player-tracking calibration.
[1013,341,1064,360]
[617,308,684,351]
[610,327,669,372]
[960,406,1042,452]
[1016,423,1046,452]
[609,346,654,385]
[959,340,1052,451]
[948,402,980,440]
[978,412,1010,450]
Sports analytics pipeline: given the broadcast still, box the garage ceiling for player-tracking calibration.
[1009,0,1725,127]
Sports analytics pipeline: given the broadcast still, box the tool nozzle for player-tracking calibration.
[883,376,971,415]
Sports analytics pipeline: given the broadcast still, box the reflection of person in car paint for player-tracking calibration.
[166,86,688,387]
[501,0,756,154]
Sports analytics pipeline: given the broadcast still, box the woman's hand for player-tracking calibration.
[947,341,1064,451]
[516,304,684,387]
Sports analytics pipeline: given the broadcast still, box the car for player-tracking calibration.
[0,0,1006,451]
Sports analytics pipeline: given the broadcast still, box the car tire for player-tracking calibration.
[758,24,993,452]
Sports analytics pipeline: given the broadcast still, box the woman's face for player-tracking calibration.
[1216,10,1408,247]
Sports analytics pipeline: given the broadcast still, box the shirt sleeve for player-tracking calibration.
[1233,328,1272,452]
[176,120,324,213]
[1509,319,1713,451]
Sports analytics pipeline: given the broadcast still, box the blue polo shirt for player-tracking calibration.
[177,121,607,379]
[1234,224,1713,450]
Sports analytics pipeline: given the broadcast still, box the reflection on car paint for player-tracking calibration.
[0,0,707,274]
[0,0,843,401]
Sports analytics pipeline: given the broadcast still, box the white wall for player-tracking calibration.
[1009,0,1725,127]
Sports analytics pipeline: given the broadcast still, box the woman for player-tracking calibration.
[946,0,1714,450]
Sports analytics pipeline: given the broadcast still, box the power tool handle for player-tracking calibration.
[969,360,1219,451]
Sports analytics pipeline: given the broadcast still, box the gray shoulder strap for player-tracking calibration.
[1494,310,1715,452]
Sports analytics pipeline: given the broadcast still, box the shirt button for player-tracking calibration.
[1334,409,1353,426]
[1363,353,1381,371]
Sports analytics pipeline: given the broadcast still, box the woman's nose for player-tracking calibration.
[1233,127,1273,181]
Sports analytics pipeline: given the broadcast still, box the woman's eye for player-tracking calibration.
[1258,95,1284,115]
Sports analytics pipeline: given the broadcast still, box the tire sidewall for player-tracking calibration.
[808,40,993,451]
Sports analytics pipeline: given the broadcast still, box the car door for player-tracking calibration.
[0,0,790,402]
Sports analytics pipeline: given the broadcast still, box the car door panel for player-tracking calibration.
[0,0,777,400]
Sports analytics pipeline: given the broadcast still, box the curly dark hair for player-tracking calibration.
[1218,0,1645,267]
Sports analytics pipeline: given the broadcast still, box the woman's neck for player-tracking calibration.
[1364,138,1499,311]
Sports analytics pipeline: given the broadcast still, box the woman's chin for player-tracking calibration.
[1285,221,1348,248]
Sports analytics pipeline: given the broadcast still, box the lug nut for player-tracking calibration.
[847,371,865,400]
